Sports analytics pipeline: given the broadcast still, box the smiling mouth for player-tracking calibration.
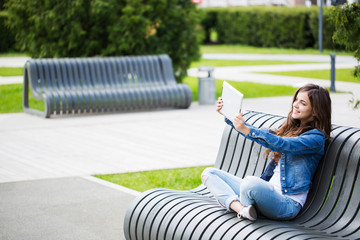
[293,109,300,114]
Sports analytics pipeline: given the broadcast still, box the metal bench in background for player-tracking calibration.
[23,54,192,118]
[124,111,360,240]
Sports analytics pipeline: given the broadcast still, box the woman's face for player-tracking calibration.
[292,91,313,125]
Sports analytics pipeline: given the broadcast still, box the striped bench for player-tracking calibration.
[124,111,360,240]
[23,54,192,118]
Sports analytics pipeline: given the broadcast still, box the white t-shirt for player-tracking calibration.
[269,163,308,207]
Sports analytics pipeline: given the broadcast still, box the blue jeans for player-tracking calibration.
[201,167,302,220]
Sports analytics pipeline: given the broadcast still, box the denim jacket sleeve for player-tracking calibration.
[225,118,325,155]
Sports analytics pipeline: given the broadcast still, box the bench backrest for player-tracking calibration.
[26,54,177,94]
[215,111,360,237]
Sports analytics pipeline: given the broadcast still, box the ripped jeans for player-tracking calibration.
[201,167,302,220]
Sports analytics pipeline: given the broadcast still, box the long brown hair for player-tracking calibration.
[265,84,332,162]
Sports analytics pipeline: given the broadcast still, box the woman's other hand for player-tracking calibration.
[233,113,250,136]
[216,97,223,115]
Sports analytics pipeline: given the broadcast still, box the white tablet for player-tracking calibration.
[220,81,244,120]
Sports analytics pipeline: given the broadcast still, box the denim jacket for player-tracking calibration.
[225,119,326,195]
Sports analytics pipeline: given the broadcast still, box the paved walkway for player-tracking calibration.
[0,104,224,183]
[0,57,30,67]
[1,176,136,240]
[1,54,359,240]
[0,57,28,85]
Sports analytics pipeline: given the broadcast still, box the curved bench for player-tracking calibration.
[124,111,360,239]
[23,54,192,118]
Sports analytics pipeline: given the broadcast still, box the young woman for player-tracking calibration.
[201,84,332,221]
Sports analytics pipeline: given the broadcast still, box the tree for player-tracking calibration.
[329,2,360,77]
[329,2,360,109]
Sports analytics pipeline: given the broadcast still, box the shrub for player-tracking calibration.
[6,0,201,82]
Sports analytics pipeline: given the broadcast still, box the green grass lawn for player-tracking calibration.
[184,76,298,102]
[94,166,211,192]
[0,67,23,76]
[0,52,28,57]
[260,68,360,83]
[200,44,352,56]
[189,59,314,69]
[0,84,44,113]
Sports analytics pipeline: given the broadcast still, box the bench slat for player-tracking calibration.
[295,127,356,224]
[311,130,360,231]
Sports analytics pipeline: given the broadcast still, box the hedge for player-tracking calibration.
[201,6,344,50]
[6,0,202,82]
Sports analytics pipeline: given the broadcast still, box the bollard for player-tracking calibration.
[198,66,216,105]
[330,53,336,92]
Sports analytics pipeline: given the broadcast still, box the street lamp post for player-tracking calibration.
[319,0,323,53]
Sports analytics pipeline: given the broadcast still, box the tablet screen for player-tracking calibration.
[220,81,244,121]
